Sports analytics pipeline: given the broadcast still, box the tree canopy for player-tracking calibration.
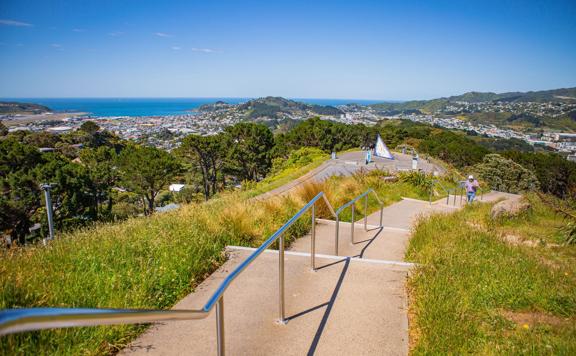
[118,144,181,215]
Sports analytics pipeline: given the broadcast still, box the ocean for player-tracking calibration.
[4,97,388,117]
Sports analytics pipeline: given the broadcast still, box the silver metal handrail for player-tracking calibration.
[0,189,385,356]
[430,180,455,205]
[333,189,384,255]
[0,191,335,356]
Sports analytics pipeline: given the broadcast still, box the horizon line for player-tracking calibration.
[0,96,403,102]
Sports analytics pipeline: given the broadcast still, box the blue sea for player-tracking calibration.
[3,97,388,117]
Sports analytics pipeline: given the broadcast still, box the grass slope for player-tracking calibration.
[1,160,440,354]
[406,195,576,354]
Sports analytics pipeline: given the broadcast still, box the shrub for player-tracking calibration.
[398,171,435,191]
[474,154,539,193]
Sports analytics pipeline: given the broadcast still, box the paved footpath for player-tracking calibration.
[123,191,516,355]
[256,151,444,200]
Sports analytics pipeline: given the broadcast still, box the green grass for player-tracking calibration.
[0,183,318,355]
[406,196,576,354]
[1,157,435,354]
[241,147,328,198]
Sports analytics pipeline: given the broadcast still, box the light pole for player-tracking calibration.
[40,183,56,244]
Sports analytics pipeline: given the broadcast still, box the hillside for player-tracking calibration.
[407,195,576,354]
[370,87,576,132]
[372,87,576,113]
[448,87,576,103]
[195,100,233,112]
[370,99,449,114]
[0,101,52,115]
[206,96,344,120]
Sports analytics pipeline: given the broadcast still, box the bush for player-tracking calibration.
[398,171,435,192]
[474,154,539,193]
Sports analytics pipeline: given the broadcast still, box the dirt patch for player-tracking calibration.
[500,233,561,248]
[466,221,486,231]
[501,234,540,247]
[501,310,572,328]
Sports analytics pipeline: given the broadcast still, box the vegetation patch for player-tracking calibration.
[406,196,576,354]
[0,166,438,354]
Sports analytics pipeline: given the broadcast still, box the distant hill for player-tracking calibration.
[196,101,233,112]
[238,96,343,119]
[371,87,576,114]
[0,101,52,115]
[370,99,448,115]
[447,87,576,103]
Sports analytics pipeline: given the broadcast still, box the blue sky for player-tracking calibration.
[0,0,575,100]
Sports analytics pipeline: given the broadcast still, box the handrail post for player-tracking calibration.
[216,297,225,356]
[311,204,316,271]
[351,204,355,244]
[379,204,383,227]
[363,195,368,230]
[335,216,339,256]
[278,234,285,324]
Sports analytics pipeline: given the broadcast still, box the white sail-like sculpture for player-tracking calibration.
[374,134,394,160]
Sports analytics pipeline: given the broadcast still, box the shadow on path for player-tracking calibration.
[354,227,383,259]
[307,257,350,356]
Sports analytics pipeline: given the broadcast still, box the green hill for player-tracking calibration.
[238,96,343,119]
[448,87,576,103]
[0,101,52,115]
[370,99,449,114]
[370,87,576,114]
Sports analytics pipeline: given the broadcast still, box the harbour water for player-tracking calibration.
[3,97,388,117]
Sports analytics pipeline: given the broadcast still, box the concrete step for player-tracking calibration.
[122,248,409,356]
[289,220,411,262]
[364,198,455,230]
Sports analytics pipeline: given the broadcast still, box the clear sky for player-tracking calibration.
[1,0,575,100]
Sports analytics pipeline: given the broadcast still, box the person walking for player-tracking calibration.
[465,175,479,203]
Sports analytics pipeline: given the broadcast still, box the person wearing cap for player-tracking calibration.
[465,175,480,203]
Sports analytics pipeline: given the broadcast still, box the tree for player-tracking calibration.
[474,154,539,193]
[23,131,61,148]
[80,121,100,135]
[177,134,225,200]
[117,145,181,214]
[0,137,44,244]
[35,153,95,231]
[0,121,8,136]
[224,123,274,181]
[503,151,576,199]
[417,130,489,168]
[80,146,120,218]
[282,118,378,153]
[284,117,338,152]
[77,121,118,148]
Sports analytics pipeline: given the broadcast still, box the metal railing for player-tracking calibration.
[456,181,484,205]
[429,180,454,205]
[429,180,485,206]
[0,189,384,355]
[333,189,384,255]
[0,192,336,355]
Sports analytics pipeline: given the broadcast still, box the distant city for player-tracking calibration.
[1,93,576,157]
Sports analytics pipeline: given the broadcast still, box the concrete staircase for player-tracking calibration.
[122,192,515,355]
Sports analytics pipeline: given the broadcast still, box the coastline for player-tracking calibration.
[1,112,88,127]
